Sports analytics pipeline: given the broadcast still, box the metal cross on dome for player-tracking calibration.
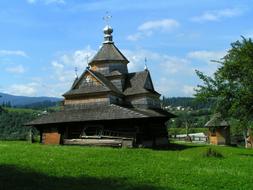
[75,67,78,78]
[103,12,112,25]
[144,57,148,70]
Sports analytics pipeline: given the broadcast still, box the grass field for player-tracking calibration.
[0,141,253,190]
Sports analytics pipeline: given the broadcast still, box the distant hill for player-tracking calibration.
[0,92,62,107]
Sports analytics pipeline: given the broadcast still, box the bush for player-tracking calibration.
[203,148,223,158]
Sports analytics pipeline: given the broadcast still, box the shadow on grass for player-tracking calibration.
[238,153,253,157]
[153,142,206,151]
[0,165,171,190]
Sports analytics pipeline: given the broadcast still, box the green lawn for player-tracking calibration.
[0,141,253,190]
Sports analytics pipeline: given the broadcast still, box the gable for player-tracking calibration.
[74,72,102,90]
[63,69,123,97]
[124,70,160,96]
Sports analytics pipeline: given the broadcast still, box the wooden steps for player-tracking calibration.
[63,138,133,148]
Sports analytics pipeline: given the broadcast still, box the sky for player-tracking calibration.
[0,0,253,98]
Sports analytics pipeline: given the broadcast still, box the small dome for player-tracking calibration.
[103,25,113,35]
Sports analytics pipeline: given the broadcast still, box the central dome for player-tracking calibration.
[103,25,113,35]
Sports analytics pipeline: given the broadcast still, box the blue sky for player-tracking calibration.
[0,0,253,97]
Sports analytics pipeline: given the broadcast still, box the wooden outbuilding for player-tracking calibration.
[26,24,175,148]
[205,114,230,145]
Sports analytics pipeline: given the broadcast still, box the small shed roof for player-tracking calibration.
[204,113,229,127]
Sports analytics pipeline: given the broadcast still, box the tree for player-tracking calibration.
[195,37,253,147]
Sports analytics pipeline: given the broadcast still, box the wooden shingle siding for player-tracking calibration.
[65,97,109,105]
[111,79,123,91]
[93,63,128,75]
[126,95,160,108]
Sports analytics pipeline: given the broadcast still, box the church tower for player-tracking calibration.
[89,24,128,92]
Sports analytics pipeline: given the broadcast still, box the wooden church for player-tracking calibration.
[27,24,175,148]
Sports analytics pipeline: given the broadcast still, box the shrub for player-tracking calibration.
[203,147,223,158]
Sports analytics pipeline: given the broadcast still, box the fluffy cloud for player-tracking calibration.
[138,19,179,32]
[7,83,39,96]
[49,46,96,95]
[155,78,179,97]
[182,85,195,97]
[122,48,198,96]
[9,46,224,97]
[0,50,27,57]
[187,50,226,63]
[191,8,244,22]
[123,48,193,75]
[5,65,25,74]
[127,19,179,41]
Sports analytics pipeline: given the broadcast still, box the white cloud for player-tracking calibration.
[138,19,179,32]
[123,48,228,97]
[7,83,39,96]
[187,50,226,63]
[4,46,98,97]
[51,61,64,70]
[127,33,147,41]
[155,78,179,97]
[160,56,192,74]
[191,8,243,22]
[127,19,179,41]
[5,65,25,74]
[7,45,225,97]
[49,46,96,93]
[122,49,152,71]
[57,46,96,68]
[182,85,195,97]
[123,49,192,75]
[0,50,27,57]
[26,0,65,5]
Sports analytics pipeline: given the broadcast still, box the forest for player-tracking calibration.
[0,101,60,140]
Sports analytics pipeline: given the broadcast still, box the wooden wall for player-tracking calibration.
[125,94,161,108]
[64,96,109,105]
[91,63,128,75]
[42,128,61,145]
[208,127,230,145]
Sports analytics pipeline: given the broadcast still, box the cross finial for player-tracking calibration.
[75,67,78,79]
[103,11,112,26]
[144,57,148,70]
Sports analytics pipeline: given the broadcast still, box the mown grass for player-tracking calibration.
[0,141,253,190]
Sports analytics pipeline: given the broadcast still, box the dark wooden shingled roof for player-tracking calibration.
[205,113,229,127]
[26,104,174,126]
[123,70,160,96]
[63,69,122,97]
[65,69,160,98]
[89,43,129,64]
[63,85,111,96]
